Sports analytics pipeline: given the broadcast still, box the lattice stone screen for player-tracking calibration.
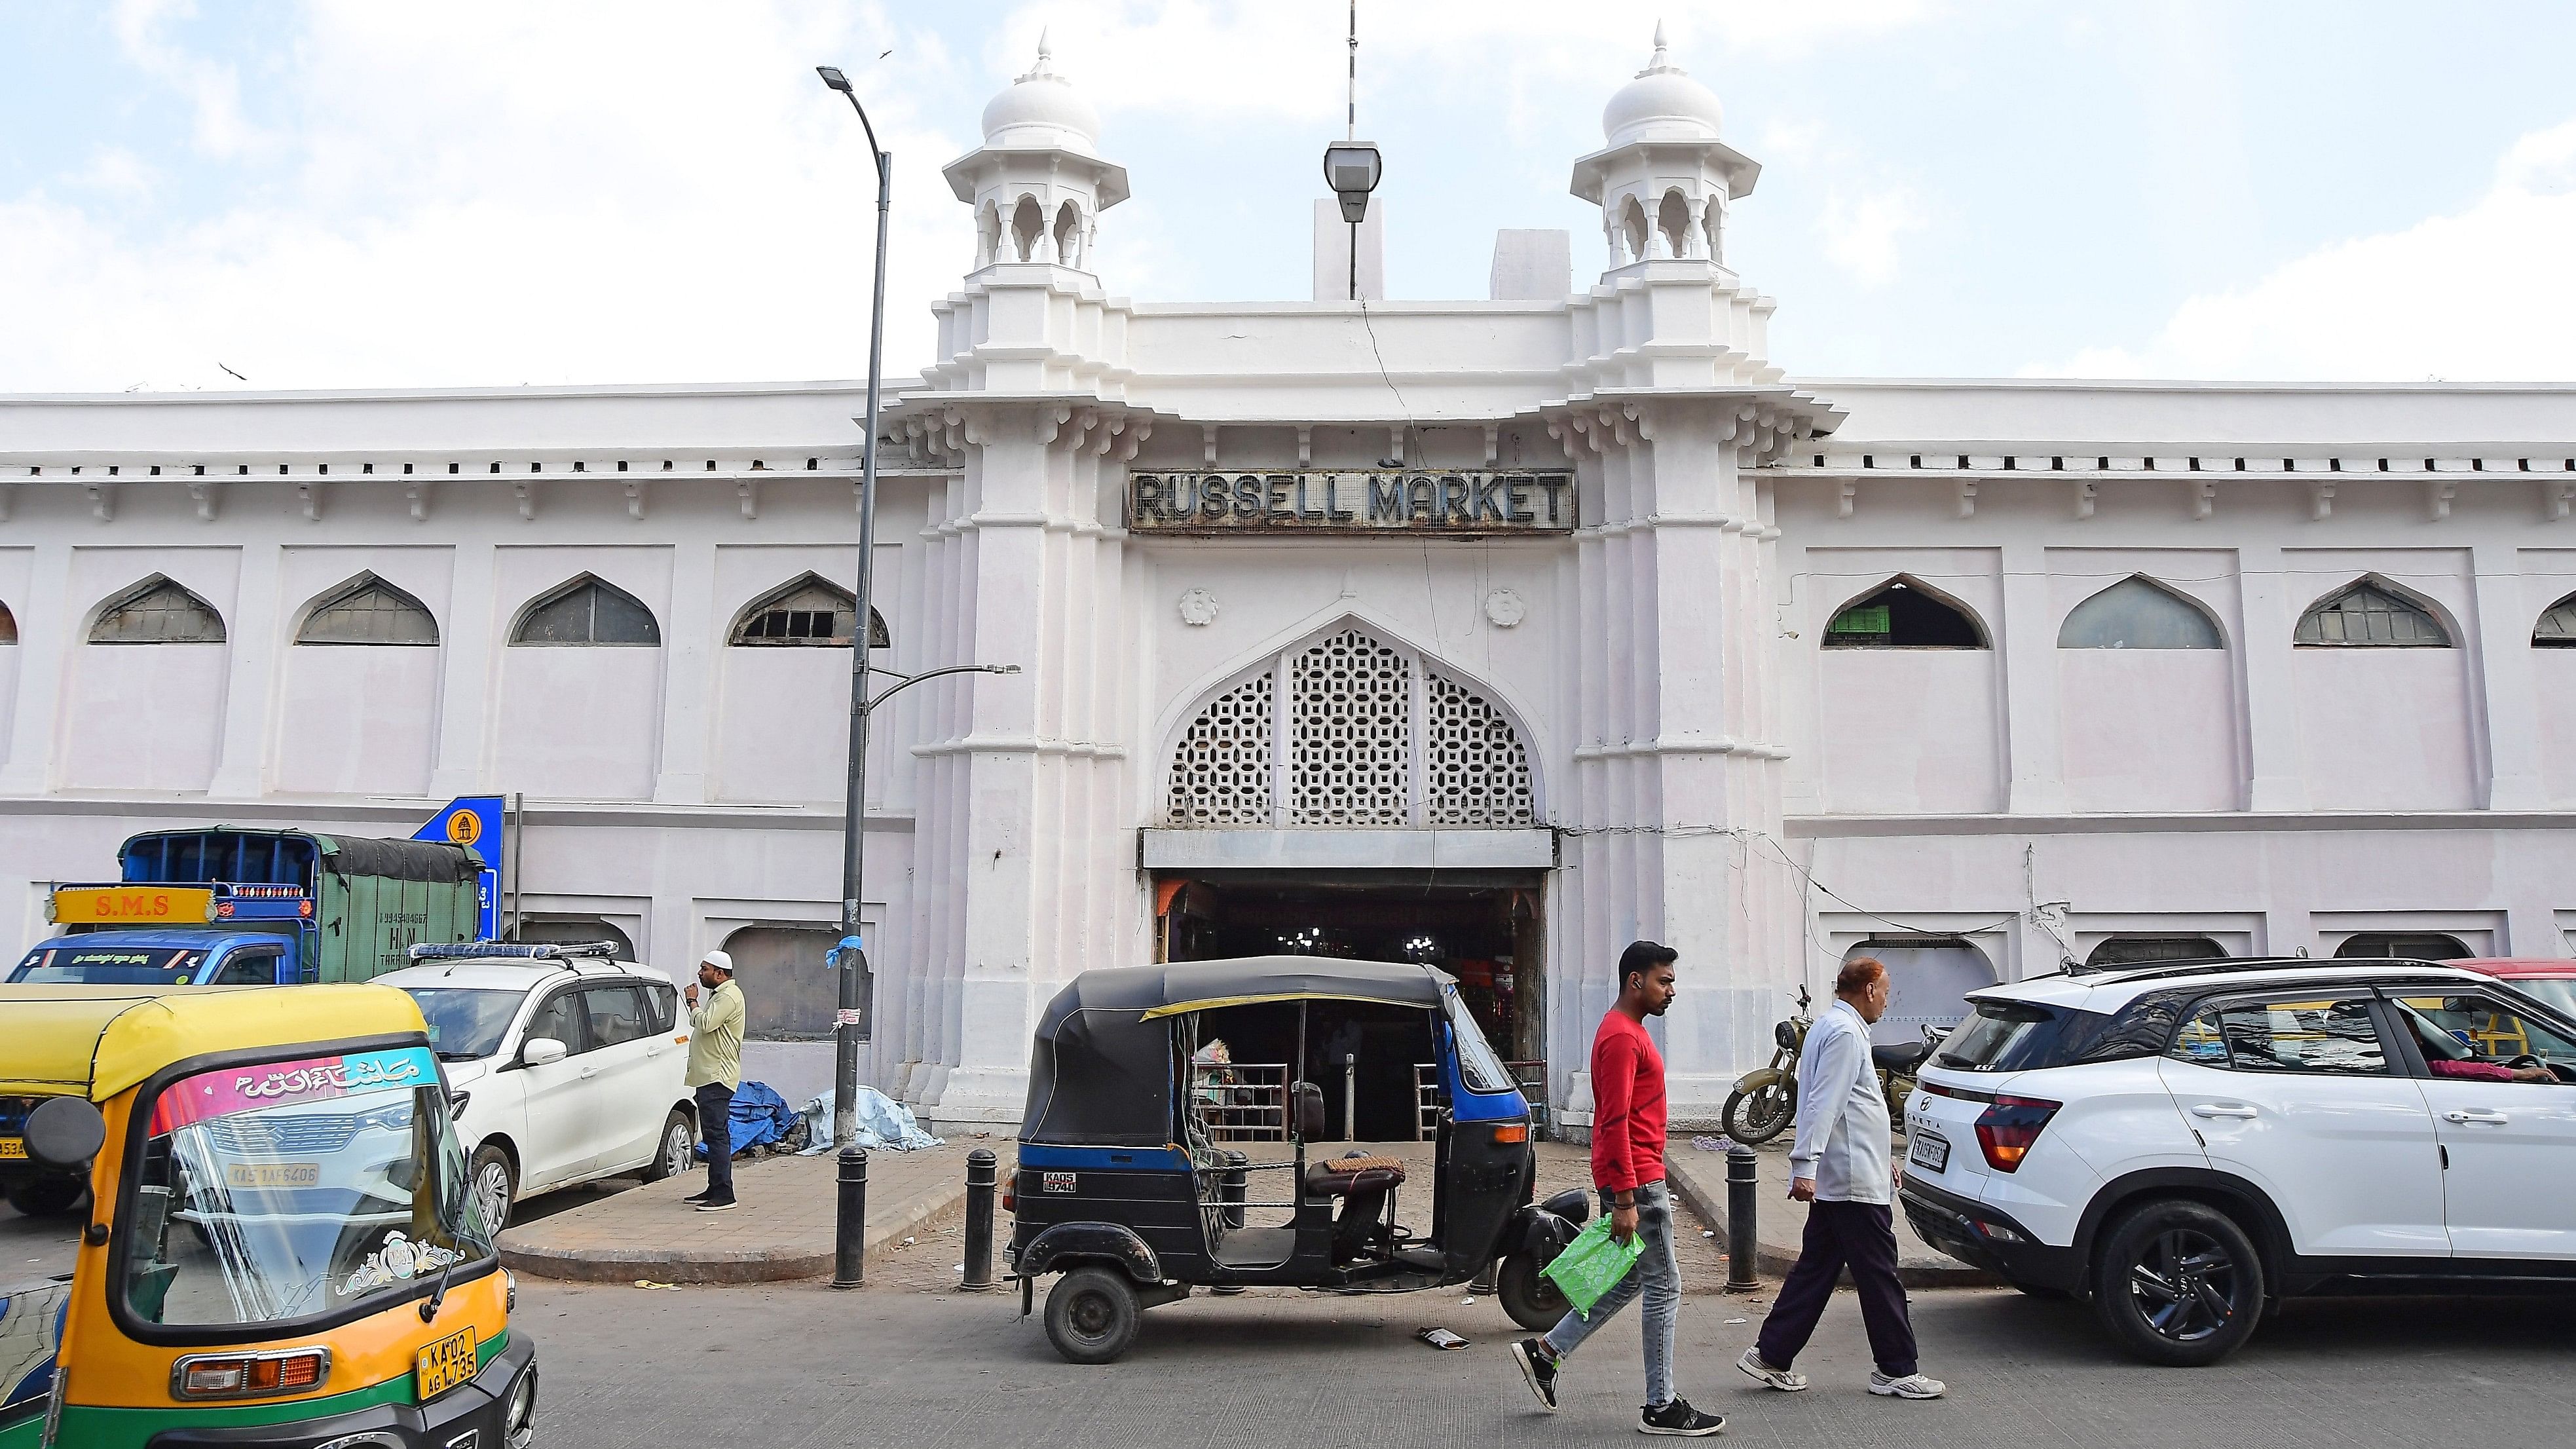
[1166,671,1276,825]
[1165,626,1536,828]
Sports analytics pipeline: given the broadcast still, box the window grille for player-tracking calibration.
[511,576,660,646]
[2086,935,2226,968]
[1290,630,1412,826]
[2535,592,2576,647]
[730,576,889,649]
[90,577,225,644]
[297,574,438,645]
[2333,932,2471,961]
[2057,577,2222,650]
[1164,625,1537,829]
[2294,582,2450,647]
[1167,671,1276,825]
[1423,674,1534,826]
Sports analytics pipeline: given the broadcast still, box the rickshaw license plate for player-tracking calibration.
[0,1138,24,1161]
[1907,1131,1950,1173]
[1043,1172,1075,1194]
[417,1327,477,1401]
[225,1161,320,1188]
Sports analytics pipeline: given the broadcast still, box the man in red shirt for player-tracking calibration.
[1512,941,1725,1437]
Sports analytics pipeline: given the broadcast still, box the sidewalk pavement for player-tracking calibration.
[496,1137,1001,1285]
[1662,1134,1999,1289]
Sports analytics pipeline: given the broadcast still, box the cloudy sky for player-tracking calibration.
[3,0,2572,393]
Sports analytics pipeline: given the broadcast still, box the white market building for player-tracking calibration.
[4,35,2575,1131]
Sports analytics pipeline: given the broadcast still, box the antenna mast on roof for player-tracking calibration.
[1320,1,1384,301]
[1347,0,1356,140]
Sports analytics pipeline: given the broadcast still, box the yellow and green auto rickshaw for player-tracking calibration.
[0,985,534,1448]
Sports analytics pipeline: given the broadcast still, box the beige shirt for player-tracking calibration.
[684,978,745,1090]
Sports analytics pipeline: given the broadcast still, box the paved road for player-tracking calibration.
[518,1277,2576,1448]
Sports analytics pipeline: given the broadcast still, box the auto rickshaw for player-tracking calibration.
[1008,956,1592,1363]
[0,985,535,1448]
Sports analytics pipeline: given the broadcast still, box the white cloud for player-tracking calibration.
[2029,118,2576,381]
[1819,185,1926,286]
[111,0,275,159]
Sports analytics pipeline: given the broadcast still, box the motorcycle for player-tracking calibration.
[1723,985,1939,1146]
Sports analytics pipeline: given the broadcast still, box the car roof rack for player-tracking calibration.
[406,941,623,964]
[2078,954,2469,987]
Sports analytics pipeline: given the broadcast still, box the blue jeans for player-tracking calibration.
[1542,1180,1680,1407]
[694,1082,735,1198]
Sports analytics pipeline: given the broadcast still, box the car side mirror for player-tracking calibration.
[24,1097,107,1172]
[520,1036,568,1068]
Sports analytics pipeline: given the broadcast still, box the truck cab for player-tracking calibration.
[6,926,301,987]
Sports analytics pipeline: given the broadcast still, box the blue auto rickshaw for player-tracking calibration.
[1007,956,1591,1363]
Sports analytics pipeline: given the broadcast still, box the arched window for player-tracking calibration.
[1702,195,1725,265]
[1656,189,1690,258]
[1011,195,1043,261]
[1053,200,1081,267]
[976,200,1002,268]
[89,576,225,644]
[2294,579,2450,647]
[728,574,888,648]
[2087,935,2228,968]
[1165,624,1535,828]
[0,599,16,645]
[2534,590,2576,647]
[2334,932,2471,961]
[510,575,660,646]
[297,573,439,645]
[1821,578,1987,649]
[2058,576,2224,650]
[1618,196,1649,263]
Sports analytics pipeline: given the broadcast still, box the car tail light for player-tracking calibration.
[1973,1095,2061,1173]
[1490,1123,1529,1144]
[173,1347,330,1399]
[1001,1182,1016,1213]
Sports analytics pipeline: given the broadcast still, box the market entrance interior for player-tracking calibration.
[1156,873,1542,1141]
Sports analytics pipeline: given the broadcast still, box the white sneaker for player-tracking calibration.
[1736,1347,1808,1392]
[1869,1371,1945,1399]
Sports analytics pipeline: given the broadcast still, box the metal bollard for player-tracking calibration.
[831,1146,869,1290]
[960,1148,998,1291]
[1725,1144,1760,1291]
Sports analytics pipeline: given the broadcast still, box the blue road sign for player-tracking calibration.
[415,796,506,940]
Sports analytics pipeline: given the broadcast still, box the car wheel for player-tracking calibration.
[643,1110,694,1183]
[1045,1267,1142,1364]
[1495,1252,1570,1331]
[470,1145,518,1236]
[1722,1083,1793,1145]
[2089,1199,2264,1366]
[3,1175,88,1218]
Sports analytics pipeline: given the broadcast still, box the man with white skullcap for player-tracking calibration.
[682,949,747,1211]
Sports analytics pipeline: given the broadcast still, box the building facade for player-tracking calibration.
[4,36,2574,1130]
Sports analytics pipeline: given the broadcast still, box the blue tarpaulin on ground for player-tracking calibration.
[796,1086,943,1154]
[697,1080,798,1159]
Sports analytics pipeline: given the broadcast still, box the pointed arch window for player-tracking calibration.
[729,575,888,649]
[297,574,439,645]
[90,576,225,644]
[2534,590,2576,647]
[1821,578,1988,649]
[1165,624,1535,829]
[2057,577,2223,650]
[2294,580,2450,647]
[510,575,660,647]
[0,599,16,645]
[1010,195,1043,261]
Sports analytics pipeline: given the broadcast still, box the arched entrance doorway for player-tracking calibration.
[1847,937,1996,1046]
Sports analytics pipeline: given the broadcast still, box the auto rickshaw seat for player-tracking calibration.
[1303,1152,1408,1197]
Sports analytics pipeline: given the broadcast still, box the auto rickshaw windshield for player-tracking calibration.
[1444,988,1516,1094]
[117,1044,495,1329]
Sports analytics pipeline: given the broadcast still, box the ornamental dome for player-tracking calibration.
[979,30,1101,156]
[1599,22,1723,146]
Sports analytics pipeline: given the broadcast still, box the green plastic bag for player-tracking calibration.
[1539,1215,1644,1317]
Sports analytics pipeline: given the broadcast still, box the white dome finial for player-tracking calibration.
[983,22,1102,154]
[1601,22,1722,143]
[1037,27,1052,67]
[1651,19,1668,64]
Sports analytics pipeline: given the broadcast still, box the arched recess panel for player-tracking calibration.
[63,574,229,793]
[2535,589,2576,803]
[2055,576,2235,812]
[0,599,18,776]
[2290,576,2473,810]
[1814,575,2002,813]
[1847,938,1996,1046]
[278,573,441,797]
[1163,624,1536,829]
[496,566,667,800]
[715,574,886,805]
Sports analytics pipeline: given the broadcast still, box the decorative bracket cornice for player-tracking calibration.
[514,481,536,522]
[2072,480,2097,520]
[188,480,217,522]
[2309,481,2335,521]
[2426,478,2459,522]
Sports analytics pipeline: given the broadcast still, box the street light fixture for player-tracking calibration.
[1320,141,1381,301]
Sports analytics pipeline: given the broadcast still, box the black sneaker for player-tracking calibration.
[695,1195,738,1213]
[681,1190,714,1205]
[1512,1338,1559,1412]
[1639,1399,1726,1437]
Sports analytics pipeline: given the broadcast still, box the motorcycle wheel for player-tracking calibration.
[1495,1252,1568,1332]
[1722,1083,1793,1145]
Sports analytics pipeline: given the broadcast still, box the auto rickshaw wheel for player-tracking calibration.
[1496,1252,1569,1332]
[1045,1266,1142,1364]
[3,1175,88,1218]
[1722,1083,1794,1145]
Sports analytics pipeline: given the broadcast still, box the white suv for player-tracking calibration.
[1899,957,2576,1364]
[380,943,698,1232]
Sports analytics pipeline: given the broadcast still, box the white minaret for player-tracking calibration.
[1567,22,1759,273]
[941,30,1130,274]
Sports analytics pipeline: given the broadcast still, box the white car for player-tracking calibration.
[381,943,698,1232]
[1899,956,2576,1366]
